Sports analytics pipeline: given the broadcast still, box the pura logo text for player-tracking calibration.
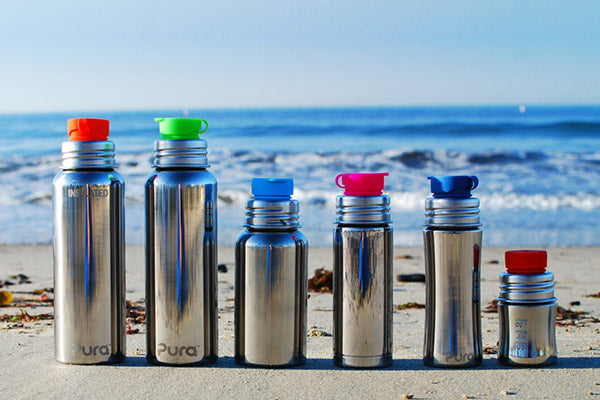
[445,352,475,363]
[73,343,111,357]
[67,188,109,198]
[156,343,201,357]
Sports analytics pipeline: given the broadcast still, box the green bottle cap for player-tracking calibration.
[155,117,208,140]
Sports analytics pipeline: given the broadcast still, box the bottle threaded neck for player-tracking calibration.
[335,195,391,225]
[152,139,209,168]
[61,140,117,170]
[244,199,300,230]
[424,197,481,228]
[498,272,556,304]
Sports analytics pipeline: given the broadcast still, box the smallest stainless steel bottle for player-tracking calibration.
[235,178,308,367]
[333,173,393,369]
[423,175,482,368]
[498,250,557,367]
[53,118,125,364]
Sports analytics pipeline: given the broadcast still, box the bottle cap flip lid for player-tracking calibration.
[428,175,479,198]
[251,178,294,201]
[155,117,208,140]
[335,173,389,196]
[68,118,110,141]
[505,250,547,275]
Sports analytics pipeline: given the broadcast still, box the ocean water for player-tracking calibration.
[0,106,598,247]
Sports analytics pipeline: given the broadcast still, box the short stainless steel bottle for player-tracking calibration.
[235,178,308,367]
[423,175,482,368]
[498,250,557,367]
[53,118,125,365]
[145,118,217,365]
[333,173,393,369]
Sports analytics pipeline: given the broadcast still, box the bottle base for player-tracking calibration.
[235,355,306,368]
[498,354,557,367]
[334,354,392,369]
[55,352,126,366]
[423,354,482,368]
[146,354,218,367]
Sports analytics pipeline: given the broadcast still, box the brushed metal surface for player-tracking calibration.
[235,231,308,367]
[333,226,393,368]
[53,170,125,364]
[145,169,217,365]
[498,303,557,366]
[498,271,557,367]
[423,229,482,367]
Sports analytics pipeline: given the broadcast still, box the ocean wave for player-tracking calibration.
[214,120,600,137]
[207,148,600,175]
[534,121,600,133]
[466,151,546,164]
[160,189,600,211]
[1,148,599,210]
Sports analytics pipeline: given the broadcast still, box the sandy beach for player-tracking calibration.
[0,244,598,399]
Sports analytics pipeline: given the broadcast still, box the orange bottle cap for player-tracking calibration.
[68,118,110,141]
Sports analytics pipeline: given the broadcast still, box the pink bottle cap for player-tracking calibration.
[335,173,389,196]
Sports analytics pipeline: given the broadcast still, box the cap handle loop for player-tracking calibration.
[335,174,345,189]
[470,175,479,190]
[197,119,208,134]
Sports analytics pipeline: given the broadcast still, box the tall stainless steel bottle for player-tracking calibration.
[235,178,308,367]
[423,175,482,367]
[145,117,217,365]
[53,118,125,364]
[333,173,393,369]
[498,250,557,367]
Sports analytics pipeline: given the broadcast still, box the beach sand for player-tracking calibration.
[1,245,599,399]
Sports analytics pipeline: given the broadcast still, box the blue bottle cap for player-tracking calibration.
[428,175,479,198]
[251,178,294,201]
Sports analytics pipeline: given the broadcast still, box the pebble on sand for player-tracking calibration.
[0,291,14,306]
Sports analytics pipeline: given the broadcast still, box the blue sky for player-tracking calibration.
[1,1,599,112]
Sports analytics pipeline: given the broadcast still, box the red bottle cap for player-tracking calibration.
[68,118,110,141]
[505,250,547,275]
[335,173,389,196]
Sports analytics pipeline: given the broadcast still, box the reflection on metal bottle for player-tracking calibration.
[54,118,125,365]
[235,178,308,367]
[423,175,482,368]
[333,173,393,368]
[145,118,217,365]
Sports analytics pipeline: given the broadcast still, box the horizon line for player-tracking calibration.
[1,103,600,117]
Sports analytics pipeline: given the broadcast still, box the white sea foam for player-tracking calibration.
[0,147,599,245]
[2,148,600,208]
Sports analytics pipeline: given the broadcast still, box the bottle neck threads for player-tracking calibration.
[244,199,300,230]
[152,139,209,168]
[335,195,391,225]
[424,197,481,228]
[61,140,117,170]
[498,272,556,305]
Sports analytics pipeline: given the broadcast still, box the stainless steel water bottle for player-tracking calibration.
[423,175,482,367]
[235,178,308,367]
[333,173,393,368]
[145,117,217,365]
[53,118,125,364]
[498,250,557,367]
